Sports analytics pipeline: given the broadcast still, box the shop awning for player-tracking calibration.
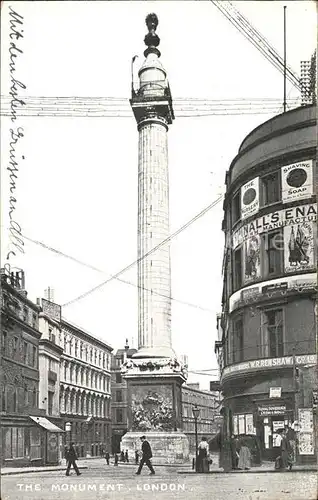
[29,416,64,433]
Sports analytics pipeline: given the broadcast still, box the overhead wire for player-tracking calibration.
[21,233,215,314]
[62,195,223,307]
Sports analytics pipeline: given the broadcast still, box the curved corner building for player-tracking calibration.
[219,105,317,464]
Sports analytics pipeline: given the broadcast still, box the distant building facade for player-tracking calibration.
[0,270,64,467]
[111,341,137,454]
[59,319,113,458]
[218,105,317,463]
[181,383,221,454]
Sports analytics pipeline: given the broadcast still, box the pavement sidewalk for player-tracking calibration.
[1,457,316,476]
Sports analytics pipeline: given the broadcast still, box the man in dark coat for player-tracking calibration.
[66,442,81,476]
[135,435,155,475]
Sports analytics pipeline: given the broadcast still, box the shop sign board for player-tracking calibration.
[232,203,317,249]
[222,353,317,379]
[258,405,286,416]
[269,387,282,398]
[229,273,316,313]
[42,298,61,322]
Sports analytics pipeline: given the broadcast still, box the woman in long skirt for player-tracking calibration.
[237,436,252,470]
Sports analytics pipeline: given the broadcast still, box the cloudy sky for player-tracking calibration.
[1,0,316,388]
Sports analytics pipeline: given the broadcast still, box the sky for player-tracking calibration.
[1,0,316,389]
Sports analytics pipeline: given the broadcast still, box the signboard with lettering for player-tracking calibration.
[281,160,313,203]
[258,405,286,416]
[269,387,282,398]
[284,222,316,274]
[241,177,259,220]
[42,299,61,323]
[222,354,317,380]
[232,203,317,249]
[229,273,316,313]
[298,408,314,456]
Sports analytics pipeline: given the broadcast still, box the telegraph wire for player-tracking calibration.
[21,234,215,314]
[62,195,223,307]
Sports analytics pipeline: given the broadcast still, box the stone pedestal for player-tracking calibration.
[121,357,189,464]
[121,431,189,465]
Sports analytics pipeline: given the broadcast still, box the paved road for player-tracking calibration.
[1,464,317,500]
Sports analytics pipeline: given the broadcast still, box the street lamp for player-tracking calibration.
[192,405,200,472]
[65,422,71,446]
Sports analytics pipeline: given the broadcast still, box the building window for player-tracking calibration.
[48,392,53,415]
[32,313,37,328]
[261,171,280,205]
[265,309,284,357]
[2,383,6,411]
[23,307,28,322]
[116,409,123,423]
[24,384,28,406]
[116,390,123,402]
[2,331,7,355]
[49,328,56,344]
[232,192,241,225]
[233,317,244,363]
[116,373,122,384]
[30,345,37,368]
[233,248,242,290]
[13,336,19,353]
[264,230,283,276]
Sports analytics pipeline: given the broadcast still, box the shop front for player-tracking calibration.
[29,416,64,465]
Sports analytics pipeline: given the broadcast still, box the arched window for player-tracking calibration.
[70,364,74,383]
[24,384,28,406]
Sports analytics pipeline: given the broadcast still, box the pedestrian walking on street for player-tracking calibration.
[125,450,129,463]
[135,450,139,465]
[105,450,110,465]
[135,435,155,475]
[285,424,296,470]
[66,442,81,476]
[120,450,125,462]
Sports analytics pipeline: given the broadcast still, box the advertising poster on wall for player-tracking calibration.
[298,433,314,455]
[284,222,315,273]
[281,160,313,203]
[232,202,317,249]
[241,177,259,220]
[244,234,261,283]
[238,414,245,435]
[233,415,238,435]
[245,414,256,435]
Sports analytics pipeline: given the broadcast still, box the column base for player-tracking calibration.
[132,347,176,359]
[121,431,189,464]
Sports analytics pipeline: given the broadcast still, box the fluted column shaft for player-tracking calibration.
[137,115,172,356]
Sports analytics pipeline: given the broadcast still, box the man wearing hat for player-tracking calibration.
[135,435,155,475]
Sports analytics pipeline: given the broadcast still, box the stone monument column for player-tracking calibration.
[121,14,189,464]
